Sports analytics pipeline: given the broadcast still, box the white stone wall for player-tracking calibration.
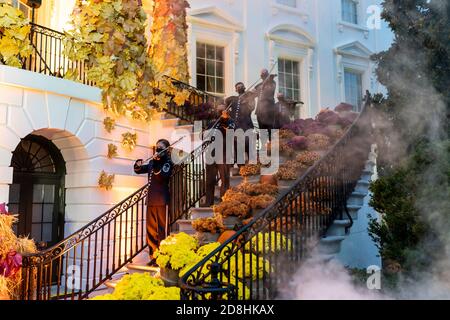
[185,0,393,117]
[44,0,393,117]
[0,65,179,237]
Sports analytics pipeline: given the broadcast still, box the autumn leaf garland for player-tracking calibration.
[0,1,33,67]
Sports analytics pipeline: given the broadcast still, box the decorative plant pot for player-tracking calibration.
[196,231,220,245]
[259,174,278,186]
[159,267,180,287]
[243,175,260,184]
[218,230,237,244]
[222,216,242,230]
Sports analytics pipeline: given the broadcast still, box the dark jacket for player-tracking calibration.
[225,94,255,131]
[255,78,276,126]
[206,116,235,161]
[134,156,173,206]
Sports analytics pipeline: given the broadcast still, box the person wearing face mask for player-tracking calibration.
[225,82,256,132]
[225,82,257,170]
[134,139,173,266]
[204,104,235,206]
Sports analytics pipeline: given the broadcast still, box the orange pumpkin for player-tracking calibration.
[217,230,236,244]
[260,174,278,186]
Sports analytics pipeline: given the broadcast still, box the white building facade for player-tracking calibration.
[0,0,393,248]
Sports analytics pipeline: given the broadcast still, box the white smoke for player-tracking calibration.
[281,259,387,300]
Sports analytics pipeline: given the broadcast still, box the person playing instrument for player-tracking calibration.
[134,139,173,266]
[254,69,277,140]
[205,104,235,206]
[225,82,256,168]
[225,82,256,131]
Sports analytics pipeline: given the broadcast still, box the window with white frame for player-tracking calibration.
[278,58,301,101]
[7,0,32,19]
[341,0,358,24]
[277,0,297,8]
[344,69,363,111]
[196,42,225,94]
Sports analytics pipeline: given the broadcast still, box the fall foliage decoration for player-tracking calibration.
[233,183,279,197]
[248,194,276,210]
[222,190,251,205]
[107,144,118,159]
[0,1,32,68]
[239,163,261,177]
[277,165,298,181]
[306,133,330,151]
[149,0,190,83]
[295,151,321,167]
[121,132,137,152]
[98,170,115,190]
[0,204,37,300]
[192,217,224,234]
[64,0,156,119]
[103,117,116,133]
[213,201,251,219]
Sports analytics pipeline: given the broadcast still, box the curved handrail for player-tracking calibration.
[21,183,150,265]
[179,102,374,300]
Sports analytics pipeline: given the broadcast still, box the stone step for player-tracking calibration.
[190,207,214,220]
[360,170,373,182]
[327,219,352,236]
[318,235,346,255]
[347,192,366,206]
[175,219,196,234]
[346,204,361,220]
[355,180,370,194]
[126,263,160,274]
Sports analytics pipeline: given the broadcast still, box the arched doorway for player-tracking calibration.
[8,134,66,249]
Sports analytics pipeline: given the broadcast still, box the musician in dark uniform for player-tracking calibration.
[225,82,256,167]
[134,139,173,266]
[254,69,277,138]
[205,104,236,206]
[225,82,255,131]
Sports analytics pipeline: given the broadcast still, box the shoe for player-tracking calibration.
[147,258,158,267]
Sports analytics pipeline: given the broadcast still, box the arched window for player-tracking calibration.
[9,135,66,248]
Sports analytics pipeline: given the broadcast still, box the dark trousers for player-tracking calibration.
[258,121,273,141]
[146,205,168,257]
[205,163,230,206]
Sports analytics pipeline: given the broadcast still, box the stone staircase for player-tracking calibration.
[314,145,377,263]
[90,113,376,297]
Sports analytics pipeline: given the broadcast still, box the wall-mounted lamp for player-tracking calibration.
[26,0,42,24]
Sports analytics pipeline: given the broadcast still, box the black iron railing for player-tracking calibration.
[22,23,94,85]
[179,103,374,300]
[19,138,213,300]
[20,183,150,300]
[164,77,222,125]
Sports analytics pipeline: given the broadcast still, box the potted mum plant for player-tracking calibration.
[153,232,199,286]
[213,200,251,230]
[192,216,225,245]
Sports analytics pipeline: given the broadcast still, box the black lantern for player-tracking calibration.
[25,0,42,9]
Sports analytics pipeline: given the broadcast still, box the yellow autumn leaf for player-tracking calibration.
[0,36,20,60]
